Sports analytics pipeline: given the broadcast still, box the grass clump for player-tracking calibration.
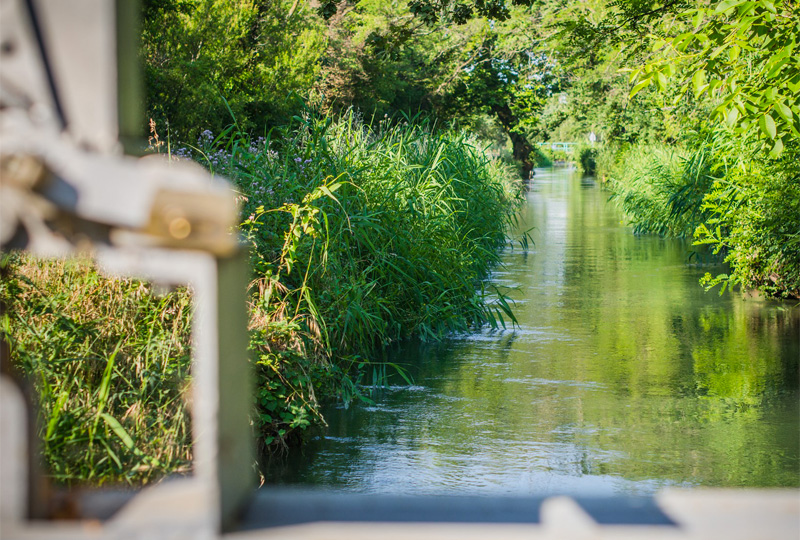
[0,255,193,484]
[606,143,714,237]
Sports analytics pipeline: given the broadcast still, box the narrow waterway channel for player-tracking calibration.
[266,166,800,495]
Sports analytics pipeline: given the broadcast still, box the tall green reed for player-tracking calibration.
[606,142,716,238]
[195,111,523,449]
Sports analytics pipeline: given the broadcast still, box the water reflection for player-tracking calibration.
[266,166,800,495]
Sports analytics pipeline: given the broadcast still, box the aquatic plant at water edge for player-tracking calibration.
[3,113,523,483]
[606,142,715,238]
[204,112,523,449]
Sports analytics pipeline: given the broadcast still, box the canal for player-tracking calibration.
[266,166,800,495]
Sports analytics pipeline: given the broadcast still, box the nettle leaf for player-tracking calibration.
[759,113,777,139]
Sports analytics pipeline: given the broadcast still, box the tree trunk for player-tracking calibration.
[491,103,534,179]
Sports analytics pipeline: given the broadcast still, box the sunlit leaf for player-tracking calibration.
[788,75,800,95]
[765,87,777,102]
[692,70,707,98]
[715,0,744,13]
[726,107,740,127]
[769,137,784,157]
[630,78,651,98]
[775,102,793,122]
[656,71,668,90]
[759,113,777,139]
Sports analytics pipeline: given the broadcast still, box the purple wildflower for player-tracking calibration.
[198,130,214,146]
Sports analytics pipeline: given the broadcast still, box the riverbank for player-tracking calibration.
[0,115,523,484]
[599,128,800,299]
[266,166,800,494]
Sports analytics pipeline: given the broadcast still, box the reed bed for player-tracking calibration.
[201,112,523,450]
[2,114,523,483]
[606,144,714,238]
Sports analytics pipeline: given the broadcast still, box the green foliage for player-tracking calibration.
[554,0,799,299]
[3,113,523,475]
[1,255,192,484]
[141,0,557,173]
[142,0,326,141]
[607,126,800,299]
[531,145,553,167]
[577,144,598,175]
[178,112,523,448]
[236,113,522,347]
[320,0,535,26]
[607,141,716,237]
[628,0,800,157]
[521,1,677,149]
[696,138,800,298]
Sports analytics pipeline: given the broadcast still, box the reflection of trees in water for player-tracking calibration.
[271,171,800,491]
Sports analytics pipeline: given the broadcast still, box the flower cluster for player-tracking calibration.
[294,157,313,173]
[198,129,214,147]
[249,137,267,155]
[173,147,193,160]
[207,148,232,170]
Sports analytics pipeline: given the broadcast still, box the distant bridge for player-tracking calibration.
[538,142,578,154]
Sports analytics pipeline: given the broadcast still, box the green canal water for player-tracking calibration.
[266,166,800,495]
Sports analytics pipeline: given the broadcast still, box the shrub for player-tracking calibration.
[531,145,553,167]
[577,144,599,176]
[696,140,800,298]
